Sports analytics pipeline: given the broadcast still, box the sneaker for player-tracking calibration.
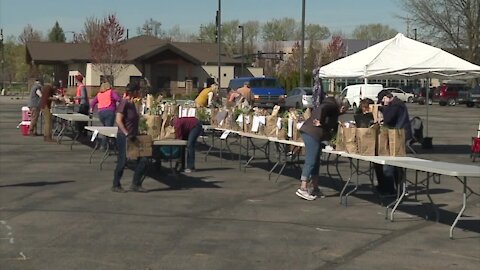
[111,186,127,193]
[184,168,195,173]
[310,188,326,198]
[296,188,317,201]
[130,185,148,193]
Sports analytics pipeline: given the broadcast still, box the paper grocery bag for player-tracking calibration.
[343,127,357,154]
[303,108,312,120]
[127,135,153,159]
[388,129,406,156]
[377,128,390,156]
[334,123,345,151]
[356,125,378,156]
[163,126,176,140]
[145,115,162,140]
[369,104,383,124]
[265,115,278,137]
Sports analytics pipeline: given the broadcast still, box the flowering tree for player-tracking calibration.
[90,14,127,86]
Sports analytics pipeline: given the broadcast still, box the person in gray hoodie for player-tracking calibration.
[28,79,43,136]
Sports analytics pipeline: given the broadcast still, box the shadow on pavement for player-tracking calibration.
[0,180,75,188]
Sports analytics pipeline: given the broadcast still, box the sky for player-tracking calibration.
[0,0,407,40]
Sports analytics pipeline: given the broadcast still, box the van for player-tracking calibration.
[228,77,286,107]
[340,84,384,110]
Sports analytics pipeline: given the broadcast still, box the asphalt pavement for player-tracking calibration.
[0,96,479,270]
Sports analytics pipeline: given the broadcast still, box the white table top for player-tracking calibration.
[84,126,118,138]
[153,139,187,146]
[214,127,241,134]
[240,132,269,140]
[53,113,98,122]
[385,159,480,177]
[358,155,428,165]
[322,148,346,156]
[268,137,305,147]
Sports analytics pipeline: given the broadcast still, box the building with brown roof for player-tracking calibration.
[26,35,263,96]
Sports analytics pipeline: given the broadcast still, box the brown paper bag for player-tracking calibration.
[356,125,378,156]
[335,123,345,151]
[388,129,406,156]
[369,104,384,124]
[293,119,303,142]
[377,128,390,156]
[277,128,287,140]
[343,127,357,154]
[163,126,176,139]
[303,108,312,120]
[145,115,162,140]
[127,135,153,159]
[264,116,278,137]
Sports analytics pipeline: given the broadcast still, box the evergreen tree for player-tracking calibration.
[48,21,66,42]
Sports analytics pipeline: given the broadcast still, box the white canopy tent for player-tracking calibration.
[319,33,480,79]
[318,33,480,138]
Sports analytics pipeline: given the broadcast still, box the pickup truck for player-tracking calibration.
[227,77,286,107]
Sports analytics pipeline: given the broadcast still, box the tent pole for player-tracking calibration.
[426,77,430,137]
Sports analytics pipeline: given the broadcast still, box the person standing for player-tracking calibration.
[236,81,251,103]
[90,81,121,149]
[39,82,60,142]
[375,90,412,195]
[74,74,89,135]
[195,83,217,107]
[296,96,348,201]
[172,116,203,173]
[113,83,148,193]
[28,79,43,136]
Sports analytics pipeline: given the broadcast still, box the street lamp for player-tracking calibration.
[238,25,244,77]
[299,0,306,87]
[217,0,222,88]
[0,28,4,93]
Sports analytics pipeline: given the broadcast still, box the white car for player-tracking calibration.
[285,87,313,108]
[383,87,415,103]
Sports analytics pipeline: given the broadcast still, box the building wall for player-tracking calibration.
[85,63,142,87]
[200,65,234,89]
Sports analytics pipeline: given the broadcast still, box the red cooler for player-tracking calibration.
[22,106,31,121]
[20,121,31,136]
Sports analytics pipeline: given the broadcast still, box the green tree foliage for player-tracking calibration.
[304,24,331,41]
[352,24,398,40]
[262,18,297,41]
[401,0,480,64]
[48,21,66,42]
[3,35,28,82]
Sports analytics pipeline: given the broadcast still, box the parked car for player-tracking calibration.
[285,87,313,108]
[432,80,469,106]
[383,87,415,103]
[465,86,480,108]
[416,87,434,105]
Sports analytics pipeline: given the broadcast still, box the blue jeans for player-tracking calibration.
[113,133,148,188]
[300,132,321,181]
[99,110,115,148]
[186,123,203,169]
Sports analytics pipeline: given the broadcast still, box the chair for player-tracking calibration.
[407,116,424,154]
[472,137,480,162]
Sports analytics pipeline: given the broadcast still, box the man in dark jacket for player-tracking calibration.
[296,97,348,201]
[376,90,412,194]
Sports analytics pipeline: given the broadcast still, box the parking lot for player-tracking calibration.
[0,96,479,270]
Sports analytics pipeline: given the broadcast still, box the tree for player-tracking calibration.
[321,35,344,65]
[18,24,42,45]
[48,21,66,42]
[303,24,331,41]
[243,20,260,55]
[137,18,164,38]
[352,24,398,40]
[90,14,127,86]
[401,0,480,64]
[77,16,102,43]
[262,18,297,41]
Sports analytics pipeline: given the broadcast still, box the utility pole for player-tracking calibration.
[0,28,4,93]
[217,0,222,89]
[238,25,244,77]
[299,0,305,87]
